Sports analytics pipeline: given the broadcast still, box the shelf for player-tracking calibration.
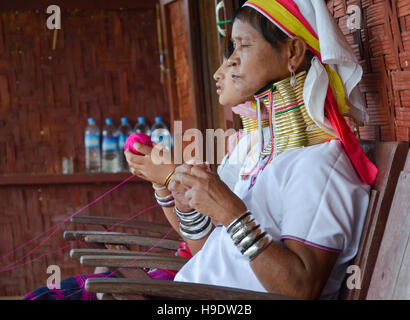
[0,172,143,186]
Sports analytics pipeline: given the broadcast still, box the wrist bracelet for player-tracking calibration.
[175,207,202,222]
[235,224,261,249]
[154,190,175,208]
[157,199,175,208]
[152,183,166,191]
[226,211,252,235]
[163,168,176,188]
[175,207,213,240]
[226,210,272,262]
[242,233,272,262]
[179,216,212,240]
[175,206,197,216]
[154,191,174,203]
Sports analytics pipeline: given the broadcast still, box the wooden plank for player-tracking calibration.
[80,254,188,270]
[0,173,142,186]
[63,230,137,241]
[69,248,173,260]
[367,171,410,299]
[404,150,410,172]
[85,278,294,300]
[392,235,410,299]
[83,234,180,250]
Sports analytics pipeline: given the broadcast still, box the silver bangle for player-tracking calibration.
[231,219,256,244]
[157,199,175,208]
[236,225,261,250]
[152,184,167,191]
[175,207,213,240]
[227,211,252,235]
[176,211,203,223]
[242,233,272,262]
[175,207,204,223]
[180,215,208,230]
[180,216,212,240]
[226,210,272,262]
[175,207,196,216]
[154,191,174,203]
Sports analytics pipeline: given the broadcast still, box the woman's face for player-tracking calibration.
[228,19,290,102]
[214,58,243,107]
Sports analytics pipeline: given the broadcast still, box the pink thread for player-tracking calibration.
[0,174,136,269]
[0,204,159,273]
[124,133,153,156]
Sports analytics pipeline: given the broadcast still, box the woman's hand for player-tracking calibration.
[172,163,247,227]
[124,143,175,186]
[167,165,195,212]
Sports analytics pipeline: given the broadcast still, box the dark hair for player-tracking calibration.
[232,6,314,71]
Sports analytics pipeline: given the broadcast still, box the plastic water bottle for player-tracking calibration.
[116,117,133,172]
[84,118,101,173]
[102,118,120,173]
[151,117,171,150]
[133,117,151,136]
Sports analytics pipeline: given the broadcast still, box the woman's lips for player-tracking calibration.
[216,84,223,94]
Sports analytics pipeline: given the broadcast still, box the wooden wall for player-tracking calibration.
[0,2,171,297]
[0,6,168,174]
[326,0,410,142]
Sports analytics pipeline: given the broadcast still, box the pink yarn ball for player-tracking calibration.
[124,133,153,156]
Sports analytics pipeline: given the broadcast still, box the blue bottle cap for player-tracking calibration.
[138,117,146,123]
[105,118,113,125]
[88,117,95,123]
[155,117,163,123]
[121,117,128,123]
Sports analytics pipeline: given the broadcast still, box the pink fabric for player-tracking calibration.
[124,133,153,155]
[232,101,269,120]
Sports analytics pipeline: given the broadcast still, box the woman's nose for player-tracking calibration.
[213,66,224,81]
[227,52,240,67]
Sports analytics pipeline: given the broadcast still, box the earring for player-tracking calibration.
[289,65,297,88]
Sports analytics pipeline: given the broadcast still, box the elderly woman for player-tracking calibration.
[128,0,377,300]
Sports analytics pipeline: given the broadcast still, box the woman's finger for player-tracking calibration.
[173,172,200,188]
[190,165,211,179]
[174,163,192,175]
[134,143,153,156]
[124,150,146,165]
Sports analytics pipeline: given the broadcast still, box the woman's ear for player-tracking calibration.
[287,36,307,73]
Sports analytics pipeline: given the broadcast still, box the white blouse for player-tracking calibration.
[174,130,370,299]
